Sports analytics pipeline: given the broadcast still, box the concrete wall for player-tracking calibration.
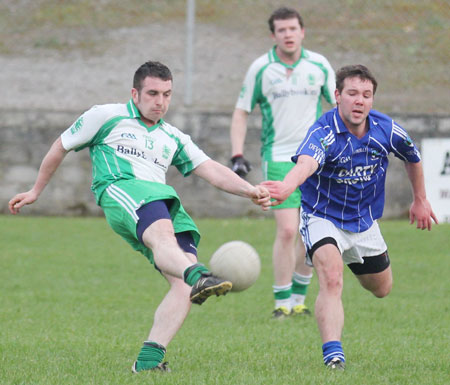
[1,108,449,218]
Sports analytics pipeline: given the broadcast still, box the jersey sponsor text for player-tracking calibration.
[117,145,147,159]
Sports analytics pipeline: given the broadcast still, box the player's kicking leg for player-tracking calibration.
[132,202,231,373]
[132,272,191,373]
[138,201,232,305]
[140,218,232,304]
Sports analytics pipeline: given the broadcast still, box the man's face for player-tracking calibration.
[335,76,374,132]
[132,76,172,126]
[271,18,304,56]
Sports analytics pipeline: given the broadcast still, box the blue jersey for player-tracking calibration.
[292,108,421,232]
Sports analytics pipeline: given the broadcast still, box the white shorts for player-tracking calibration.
[300,213,387,266]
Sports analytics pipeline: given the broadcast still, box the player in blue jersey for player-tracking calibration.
[262,64,437,370]
[230,6,336,319]
[9,61,271,373]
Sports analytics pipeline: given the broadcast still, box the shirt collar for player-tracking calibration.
[333,108,347,134]
[126,99,164,131]
[271,45,306,69]
[126,99,140,118]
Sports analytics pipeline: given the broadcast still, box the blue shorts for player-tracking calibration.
[136,200,197,256]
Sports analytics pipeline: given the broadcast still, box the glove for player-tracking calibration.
[230,155,252,178]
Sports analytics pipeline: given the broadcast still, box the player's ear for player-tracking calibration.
[335,88,340,103]
[131,88,139,103]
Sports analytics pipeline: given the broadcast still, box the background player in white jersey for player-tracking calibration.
[230,7,336,319]
[262,64,438,369]
[9,61,271,373]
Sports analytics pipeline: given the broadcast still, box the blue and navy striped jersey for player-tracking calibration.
[292,107,421,233]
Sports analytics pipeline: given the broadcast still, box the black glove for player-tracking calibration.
[230,155,252,178]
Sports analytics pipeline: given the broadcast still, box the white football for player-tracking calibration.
[209,240,261,292]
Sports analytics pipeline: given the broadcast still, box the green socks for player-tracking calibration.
[273,283,292,310]
[273,273,312,309]
[292,272,312,296]
[183,263,209,286]
[135,341,166,372]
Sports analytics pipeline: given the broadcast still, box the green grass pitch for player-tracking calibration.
[0,215,449,384]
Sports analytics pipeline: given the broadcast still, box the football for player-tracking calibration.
[209,240,261,292]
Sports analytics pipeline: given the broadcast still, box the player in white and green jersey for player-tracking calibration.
[235,45,335,163]
[9,61,271,373]
[60,100,210,262]
[230,7,336,319]
[61,100,211,206]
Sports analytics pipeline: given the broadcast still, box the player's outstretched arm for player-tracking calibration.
[404,161,438,230]
[9,137,68,215]
[193,159,271,211]
[261,155,318,206]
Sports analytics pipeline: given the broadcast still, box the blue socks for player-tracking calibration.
[322,340,345,365]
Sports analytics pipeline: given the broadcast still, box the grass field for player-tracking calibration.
[0,215,449,385]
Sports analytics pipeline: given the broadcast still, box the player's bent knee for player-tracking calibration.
[372,278,392,298]
[357,269,392,298]
[372,287,391,298]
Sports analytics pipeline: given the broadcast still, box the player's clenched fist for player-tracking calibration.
[250,185,271,211]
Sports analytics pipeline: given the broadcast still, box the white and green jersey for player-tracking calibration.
[61,100,210,203]
[236,46,336,161]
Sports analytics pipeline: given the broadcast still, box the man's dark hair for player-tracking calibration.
[336,64,378,95]
[268,7,304,33]
[133,61,173,91]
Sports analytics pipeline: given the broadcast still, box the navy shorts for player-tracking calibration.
[136,200,197,256]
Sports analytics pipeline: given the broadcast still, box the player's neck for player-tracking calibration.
[276,46,301,66]
[347,120,369,139]
[141,117,158,127]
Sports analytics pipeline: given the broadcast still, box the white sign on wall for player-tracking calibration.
[421,138,450,223]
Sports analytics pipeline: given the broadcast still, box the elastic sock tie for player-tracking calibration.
[183,263,209,286]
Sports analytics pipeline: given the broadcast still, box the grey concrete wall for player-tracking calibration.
[1,108,449,218]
